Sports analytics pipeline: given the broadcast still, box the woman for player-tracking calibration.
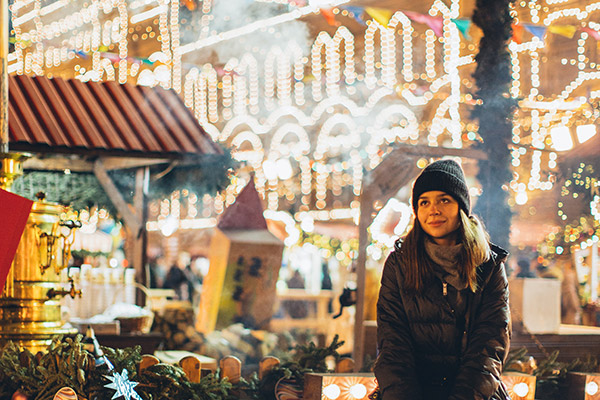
[374,159,511,400]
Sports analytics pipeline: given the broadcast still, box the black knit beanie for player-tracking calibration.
[412,159,471,216]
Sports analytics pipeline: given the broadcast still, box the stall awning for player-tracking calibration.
[8,74,222,160]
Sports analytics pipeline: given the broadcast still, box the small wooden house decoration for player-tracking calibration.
[197,179,284,332]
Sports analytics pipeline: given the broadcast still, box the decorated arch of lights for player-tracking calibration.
[6,0,600,248]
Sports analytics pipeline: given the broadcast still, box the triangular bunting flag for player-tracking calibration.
[0,189,33,292]
[548,25,577,39]
[342,6,367,25]
[365,7,393,28]
[451,19,471,40]
[583,27,600,40]
[512,23,524,44]
[320,8,340,27]
[523,23,547,41]
[403,11,443,37]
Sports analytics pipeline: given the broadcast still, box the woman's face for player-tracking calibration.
[416,190,461,246]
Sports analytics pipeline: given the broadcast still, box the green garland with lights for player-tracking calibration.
[539,215,600,258]
[539,162,600,259]
[471,0,518,249]
[298,231,358,266]
[10,151,236,218]
[557,162,599,223]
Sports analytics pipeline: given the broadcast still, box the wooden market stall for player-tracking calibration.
[0,73,230,351]
[6,73,227,281]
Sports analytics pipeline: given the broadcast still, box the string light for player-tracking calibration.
[12,0,597,229]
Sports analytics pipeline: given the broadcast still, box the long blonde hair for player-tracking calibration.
[399,210,491,292]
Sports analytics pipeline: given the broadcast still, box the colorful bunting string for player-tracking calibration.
[341,6,367,26]
[512,23,524,44]
[403,11,443,37]
[320,8,340,27]
[548,25,577,39]
[365,7,393,29]
[451,18,472,40]
[522,23,547,41]
[583,27,600,41]
[336,5,600,45]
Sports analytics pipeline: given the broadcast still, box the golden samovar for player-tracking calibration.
[1,2,79,352]
[0,157,81,353]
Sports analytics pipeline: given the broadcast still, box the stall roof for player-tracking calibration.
[8,74,222,161]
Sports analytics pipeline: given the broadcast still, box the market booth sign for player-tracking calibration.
[197,179,284,332]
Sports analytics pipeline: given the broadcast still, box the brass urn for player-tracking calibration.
[0,192,80,353]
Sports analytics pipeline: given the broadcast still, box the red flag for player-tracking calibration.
[0,189,33,292]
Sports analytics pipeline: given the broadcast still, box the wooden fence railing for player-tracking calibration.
[141,353,357,384]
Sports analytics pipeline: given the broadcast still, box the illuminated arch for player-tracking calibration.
[314,114,360,159]
[230,131,264,164]
[220,115,269,142]
[264,44,303,110]
[269,124,311,159]
[367,104,419,145]
[184,65,219,124]
[311,26,355,100]
[429,96,463,147]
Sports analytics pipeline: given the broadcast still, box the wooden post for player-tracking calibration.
[133,167,149,304]
[139,355,160,373]
[93,159,141,234]
[353,152,420,371]
[335,357,355,373]
[259,356,280,379]
[180,355,202,383]
[220,355,242,384]
[353,192,373,372]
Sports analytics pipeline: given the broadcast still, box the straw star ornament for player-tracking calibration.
[104,369,143,400]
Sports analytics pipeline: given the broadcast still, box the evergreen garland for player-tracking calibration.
[0,335,234,400]
[0,334,345,400]
[12,171,118,216]
[10,150,236,219]
[235,335,344,400]
[471,0,518,249]
[506,347,599,399]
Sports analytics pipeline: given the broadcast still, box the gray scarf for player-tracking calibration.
[424,239,467,290]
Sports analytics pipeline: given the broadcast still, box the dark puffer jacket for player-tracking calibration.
[374,241,511,400]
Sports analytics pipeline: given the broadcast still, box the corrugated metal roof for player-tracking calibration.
[8,74,222,159]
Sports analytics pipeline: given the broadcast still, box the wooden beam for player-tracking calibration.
[93,158,141,234]
[387,143,488,160]
[132,167,149,304]
[23,156,94,172]
[23,155,171,172]
[353,155,420,371]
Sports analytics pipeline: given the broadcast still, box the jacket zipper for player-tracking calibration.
[442,281,448,296]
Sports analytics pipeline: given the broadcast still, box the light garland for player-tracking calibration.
[11,0,600,233]
[558,163,597,222]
